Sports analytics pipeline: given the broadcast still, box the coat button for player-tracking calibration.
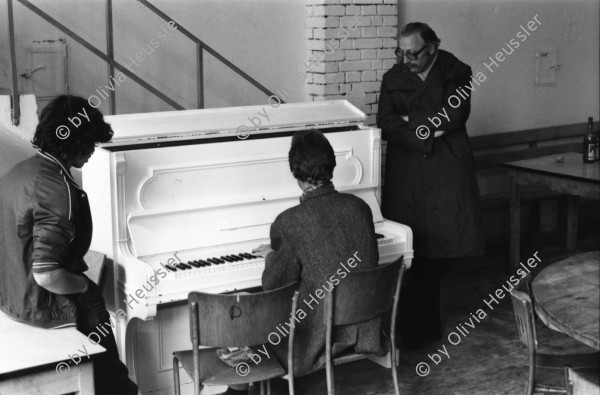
[423,154,428,158]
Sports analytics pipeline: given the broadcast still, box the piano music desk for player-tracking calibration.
[0,311,105,395]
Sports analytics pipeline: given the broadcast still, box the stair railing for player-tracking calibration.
[5,0,283,126]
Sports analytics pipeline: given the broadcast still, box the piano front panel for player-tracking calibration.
[118,129,382,259]
[118,129,376,214]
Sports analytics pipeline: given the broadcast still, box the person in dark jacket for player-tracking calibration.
[0,95,137,395]
[377,23,485,349]
[221,130,384,395]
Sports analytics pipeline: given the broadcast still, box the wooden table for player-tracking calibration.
[0,311,105,395]
[532,251,600,350]
[504,152,600,268]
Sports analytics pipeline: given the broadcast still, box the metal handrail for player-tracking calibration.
[137,0,281,102]
[6,0,282,124]
[106,0,116,114]
[8,0,20,125]
[16,0,185,111]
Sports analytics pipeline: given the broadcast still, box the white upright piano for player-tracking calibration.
[82,100,413,394]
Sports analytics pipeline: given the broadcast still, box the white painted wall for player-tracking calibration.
[398,0,600,135]
[0,95,37,178]
[0,0,307,115]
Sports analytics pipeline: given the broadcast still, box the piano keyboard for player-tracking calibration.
[152,233,393,279]
[163,253,263,278]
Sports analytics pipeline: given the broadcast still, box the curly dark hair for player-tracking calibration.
[289,129,336,184]
[32,95,113,163]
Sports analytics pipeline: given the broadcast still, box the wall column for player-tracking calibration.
[305,0,397,125]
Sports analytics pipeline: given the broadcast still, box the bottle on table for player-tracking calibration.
[583,117,596,163]
[595,122,600,161]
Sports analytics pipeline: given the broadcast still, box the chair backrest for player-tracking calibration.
[326,257,405,326]
[509,288,538,351]
[188,281,299,347]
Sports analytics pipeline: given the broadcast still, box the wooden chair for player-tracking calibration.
[173,282,299,395]
[324,257,406,395]
[565,366,600,395]
[509,287,599,395]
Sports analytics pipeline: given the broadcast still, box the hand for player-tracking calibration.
[401,115,409,122]
[252,244,273,258]
[434,130,447,138]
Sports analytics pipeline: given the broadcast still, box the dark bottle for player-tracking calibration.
[595,124,600,161]
[583,117,596,163]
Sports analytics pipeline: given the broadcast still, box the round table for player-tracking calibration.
[532,251,600,350]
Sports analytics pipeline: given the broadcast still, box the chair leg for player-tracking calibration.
[564,367,572,395]
[326,353,334,395]
[391,346,400,395]
[525,352,535,395]
[260,380,266,395]
[173,356,181,395]
[267,379,272,395]
[288,375,295,395]
[327,360,335,395]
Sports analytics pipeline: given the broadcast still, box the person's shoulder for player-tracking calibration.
[1,156,40,186]
[31,158,71,204]
[438,49,471,77]
[382,63,410,83]
[273,204,301,226]
[338,192,372,212]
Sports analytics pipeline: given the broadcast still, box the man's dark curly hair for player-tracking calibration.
[32,95,113,163]
[289,129,336,184]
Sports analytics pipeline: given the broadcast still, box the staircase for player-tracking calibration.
[5,0,282,126]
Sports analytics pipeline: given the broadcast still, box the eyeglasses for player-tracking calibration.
[395,45,428,61]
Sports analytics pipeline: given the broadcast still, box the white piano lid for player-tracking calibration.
[103,100,365,144]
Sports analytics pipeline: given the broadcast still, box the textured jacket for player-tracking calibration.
[0,152,91,328]
[262,184,383,376]
[377,49,485,258]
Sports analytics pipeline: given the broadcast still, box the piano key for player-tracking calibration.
[226,255,242,261]
[176,264,189,270]
[375,233,385,239]
[213,258,225,264]
[198,259,211,266]
[165,265,177,272]
[220,256,234,262]
[188,261,200,268]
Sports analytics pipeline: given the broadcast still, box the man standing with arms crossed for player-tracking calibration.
[377,23,484,349]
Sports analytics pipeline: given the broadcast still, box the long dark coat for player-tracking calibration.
[262,185,383,376]
[377,50,484,258]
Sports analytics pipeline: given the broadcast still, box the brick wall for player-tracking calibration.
[305,0,398,126]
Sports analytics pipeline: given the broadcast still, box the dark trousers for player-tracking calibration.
[398,257,455,342]
[69,285,138,395]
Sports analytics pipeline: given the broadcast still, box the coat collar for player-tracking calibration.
[36,151,81,189]
[300,183,337,203]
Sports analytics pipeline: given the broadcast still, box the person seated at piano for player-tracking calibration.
[221,129,384,395]
[0,95,137,395]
